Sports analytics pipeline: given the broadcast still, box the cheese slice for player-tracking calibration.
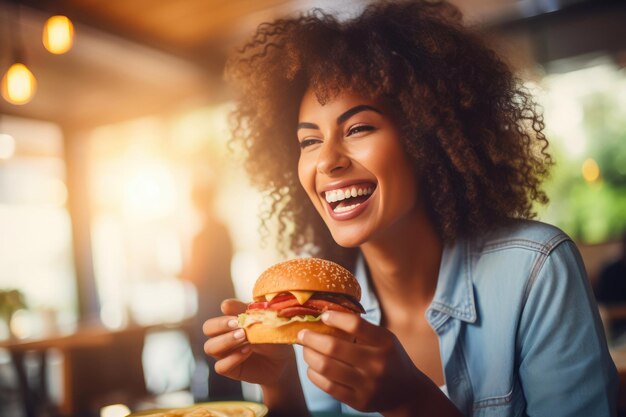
[291,290,314,305]
[264,290,314,304]
[265,292,279,302]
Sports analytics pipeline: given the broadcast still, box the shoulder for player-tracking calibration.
[464,219,585,302]
[471,219,572,256]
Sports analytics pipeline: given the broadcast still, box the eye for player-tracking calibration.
[299,138,322,150]
[347,124,375,136]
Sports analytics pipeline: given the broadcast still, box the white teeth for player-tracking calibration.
[324,186,375,205]
[333,202,361,213]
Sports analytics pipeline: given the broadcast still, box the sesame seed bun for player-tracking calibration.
[252,258,361,301]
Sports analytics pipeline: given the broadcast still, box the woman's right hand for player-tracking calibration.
[203,298,295,386]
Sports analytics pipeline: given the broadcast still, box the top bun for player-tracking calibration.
[253,258,361,301]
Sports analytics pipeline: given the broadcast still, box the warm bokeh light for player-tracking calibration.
[122,164,177,221]
[582,158,601,183]
[0,133,16,159]
[43,15,75,54]
[100,302,128,330]
[1,63,37,105]
[100,404,130,417]
[9,309,33,339]
[47,178,69,207]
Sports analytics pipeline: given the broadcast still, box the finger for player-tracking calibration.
[221,298,248,315]
[298,329,369,364]
[214,345,252,378]
[302,345,361,387]
[307,367,356,406]
[204,328,247,358]
[203,315,240,337]
[321,311,381,345]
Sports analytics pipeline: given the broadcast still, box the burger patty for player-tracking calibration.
[247,292,365,318]
[277,306,320,318]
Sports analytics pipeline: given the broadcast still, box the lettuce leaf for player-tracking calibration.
[238,310,321,328]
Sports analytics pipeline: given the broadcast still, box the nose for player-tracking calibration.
[316,140,350,175]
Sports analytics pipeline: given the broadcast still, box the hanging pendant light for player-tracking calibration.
[43,15,74,54]
[1,3,37,105]
[1,63,37,105]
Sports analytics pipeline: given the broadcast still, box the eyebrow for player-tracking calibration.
[297,104,383,131]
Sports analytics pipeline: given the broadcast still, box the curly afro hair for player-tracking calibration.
[226,0,552,266]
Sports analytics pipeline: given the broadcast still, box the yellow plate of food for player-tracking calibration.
[130,401,268,417]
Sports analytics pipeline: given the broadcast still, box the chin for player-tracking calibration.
[327,224,371,248]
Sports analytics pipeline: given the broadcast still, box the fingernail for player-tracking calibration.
[297,329,307,341]
[233,329,245,339]
[321,312,330,322]
[227,319,238,329]
[241,346,250,354]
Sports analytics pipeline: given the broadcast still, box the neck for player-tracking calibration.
[360,207,443,313]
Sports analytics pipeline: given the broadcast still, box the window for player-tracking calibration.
[535,56,626,243]
[0,115,77,338]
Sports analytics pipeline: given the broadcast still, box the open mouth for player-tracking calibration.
[324,183,377,213]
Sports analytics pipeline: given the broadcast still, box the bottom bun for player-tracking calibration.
[244,320,349,344]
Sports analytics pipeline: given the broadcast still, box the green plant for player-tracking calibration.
[0,289,27,324]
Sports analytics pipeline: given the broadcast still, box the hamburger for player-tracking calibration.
[238,258,365,344]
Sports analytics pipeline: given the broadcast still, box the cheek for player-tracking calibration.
[298,158,317,200]
[378,143,418,202]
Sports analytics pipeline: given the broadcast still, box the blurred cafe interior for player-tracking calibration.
[0,0,626,416]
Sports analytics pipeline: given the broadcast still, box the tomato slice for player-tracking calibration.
[246,301,269,311]
[269,298,301,311]
[268,293,296,305]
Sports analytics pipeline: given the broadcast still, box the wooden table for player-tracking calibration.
[0,321,190,417]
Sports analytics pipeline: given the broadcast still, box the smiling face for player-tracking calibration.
[297,88,421,248]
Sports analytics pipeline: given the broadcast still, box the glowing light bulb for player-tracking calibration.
[43,15,74,54]
[1,63,37,105]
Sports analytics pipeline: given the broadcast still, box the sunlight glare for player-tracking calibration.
[123,165,176,221]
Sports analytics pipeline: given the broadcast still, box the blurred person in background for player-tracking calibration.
[595,231,626,343]
[182,177,242,401]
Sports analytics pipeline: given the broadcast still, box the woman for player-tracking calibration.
[203,1,618,416]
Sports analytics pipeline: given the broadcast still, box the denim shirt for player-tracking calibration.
[294,220,618,416]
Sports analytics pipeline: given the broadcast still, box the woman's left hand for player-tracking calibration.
[297,310,440,414]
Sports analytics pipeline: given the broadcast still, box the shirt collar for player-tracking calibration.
[428,238,477,327]
[353,238,477,329]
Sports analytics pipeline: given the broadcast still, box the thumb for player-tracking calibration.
[221,298,247,316]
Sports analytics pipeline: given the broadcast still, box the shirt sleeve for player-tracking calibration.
[517,239,619,416]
